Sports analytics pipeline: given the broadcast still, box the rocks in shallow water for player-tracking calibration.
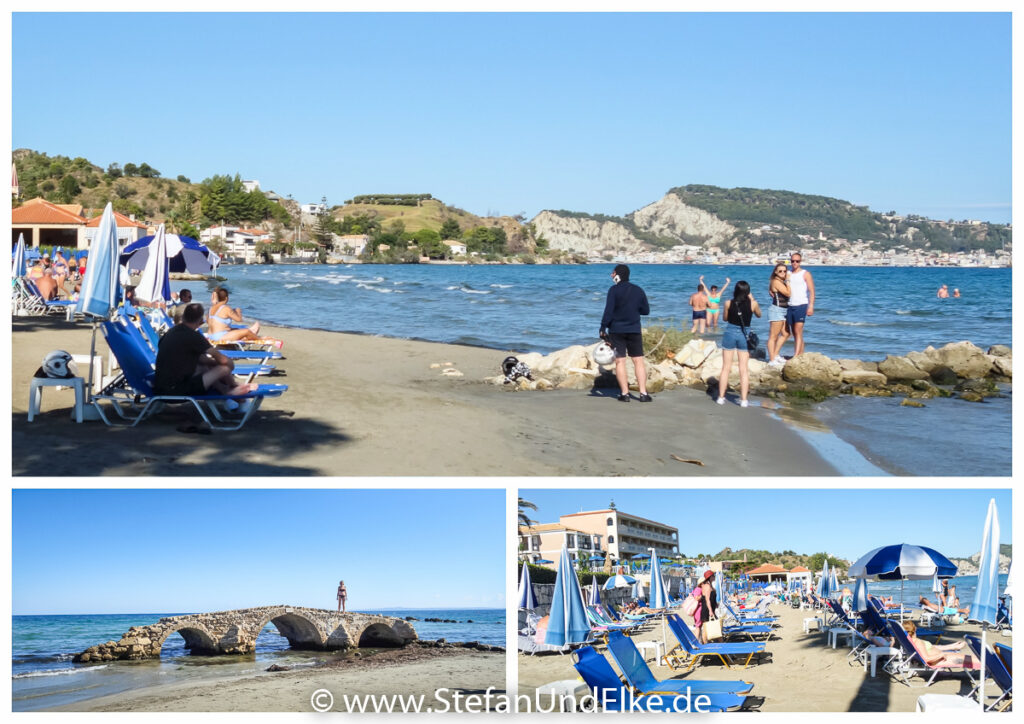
[901,399,926,408]
[674,339,717,368]
[266,664,291,671]
[782,352,842,389]
[988,355,1012,379]
[850,385,893,397]
[929,365,959,386]
[988,344,1012,358]
[838,358,878,372]
[959,391,985,403]
[878,355,929,382]
[905,350,936,374]
[955,378,1000,397]
[841,369,887,387]
[927,341,993,379]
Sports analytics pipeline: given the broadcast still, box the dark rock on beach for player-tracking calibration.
[266,664,291,671]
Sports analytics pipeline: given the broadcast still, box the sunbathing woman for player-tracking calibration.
[208,287,263,342]
[919,596,942,613]
[903,621,975,668]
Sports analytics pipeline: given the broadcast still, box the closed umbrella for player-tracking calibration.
[135,223,172,305]
[589,576,602,607]
[517,562,537,611]
[12,233,26,278]
[635,579,645,602]
[545,545,590,646]
[75,203,121,406]
[830,567,840,599]
[648,549,671,656]
[120,233,220,275]
[968,498,1001,711]
[817,560,831,599]
[849,543,957,621]
[852,577,870,613]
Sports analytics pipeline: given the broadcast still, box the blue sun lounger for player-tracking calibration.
[884,620,979,687]
[723,602,777,625]
[572,645,750,712]
[965,635,1013,711]
[93,319,287,431]
[665,614,767,671]
[137,308,284,362]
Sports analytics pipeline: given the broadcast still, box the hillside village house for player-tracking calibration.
[787,565,812,590]
[13,198,148,249]
[335,234,369,256]
[300,202,327,216]
[200,224,270,263]
[519,523,604,568]
[84,209,147,247]
[443,239,467,255]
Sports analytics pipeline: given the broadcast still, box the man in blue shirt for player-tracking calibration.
[600,264,652,402]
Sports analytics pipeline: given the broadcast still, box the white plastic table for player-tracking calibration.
[803,617,823,634]
[636,640,667,666]
[864,645,899,677]
[28,376,85,423]
[916,694,978,712]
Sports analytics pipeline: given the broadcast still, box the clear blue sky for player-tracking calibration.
[12,12,1011,223]
[520,489,1012,561]
[12,489,504,615]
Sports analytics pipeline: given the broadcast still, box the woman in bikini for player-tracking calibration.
[903,621,975,668]
[208,287,263,343]
[703,275,730,331]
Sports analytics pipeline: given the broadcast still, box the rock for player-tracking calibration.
[905,350,937,374]
[958,391,985,403]
[840,369,887,387]
[515,378,537,391]
[988,355,1012,379]
[900,399,926,408]
[928,341,992,379]
[987,344,1011,357]
[429,363,441,369]
[534,345,591,376]
[534,378,554,390]
[837,358,878,372]
[955,378,999,397]
[484,375,505,386]
[266,664,291,671]
[699,349,724,383]
[440,368,463,377]
[77,653,91,662]
[850,385,892,397]
[555,372,595,390]
[929,365,959,386]
[515,352,545,370]
[405,616,419,621]
[781,352,842,389]
[673,339,717,368]
[877,355,929,382]
[888,383,914,396]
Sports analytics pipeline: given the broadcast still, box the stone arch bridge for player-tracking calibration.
[74,606,417,663]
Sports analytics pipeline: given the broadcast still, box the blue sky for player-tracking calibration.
[11,12,1011,223]
[520,489,1011,560]
[12,489,504,615]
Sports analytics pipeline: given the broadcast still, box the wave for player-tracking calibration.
[827,320,881,327]
[357,283,396,293]
[489,283,514,288]
[283,283,301,289]
[895,310,913,315]
[13,665,107,679]
[352,277,385,284]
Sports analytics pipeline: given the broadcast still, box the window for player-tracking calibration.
[608,535,615,544]
[606,517,614,526]
[566,534,576,549]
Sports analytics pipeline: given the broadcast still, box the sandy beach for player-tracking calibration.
[11,317,840,476]
[518,601,1011,712]
[51,646,504,712]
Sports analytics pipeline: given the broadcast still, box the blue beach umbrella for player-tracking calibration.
[535,559,553,565]
[135,223,172,304]
[517,562,537,611]
[603,574,636,590]
[76,203,122,404]
[545,545,590,647]
[121,233,220,275]
[852,577,870,613]
[830,567,840,598]
[12,233,26,278]
[969,498,1001,711]
[715,570,725,605]
[589,576,602,606]
[849,543,957,620]
[649,550,669,610]
[817,560,831,599]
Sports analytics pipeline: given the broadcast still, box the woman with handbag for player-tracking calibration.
[693,570,719,644]
[716,281,762,408]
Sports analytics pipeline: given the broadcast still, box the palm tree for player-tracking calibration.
[518,497,538,527]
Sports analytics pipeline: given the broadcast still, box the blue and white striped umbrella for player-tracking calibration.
[603,574,636,590]
[12,233,26,278]
[76,203,121,319]
[649,550,669,610]
[121,233,220,275]
[715,570,726,604]
[545,545,590,646]
[517,562,537,610]
[852,577,870,612]
[589,576,602,606]
[830,567,840,598]
[848,544,957,580]
[969,499,1001,710]
[816,560,830,598]
[135,223,172,304]
[931,571,943,595]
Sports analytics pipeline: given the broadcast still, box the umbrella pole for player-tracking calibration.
[86,321,98,403]
[900,579,904,623]
[979,625,987,711]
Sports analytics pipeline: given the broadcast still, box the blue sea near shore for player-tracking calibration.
[187,263,1010,476]
[12,608,503,712]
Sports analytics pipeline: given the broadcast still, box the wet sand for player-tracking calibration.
[12,317,839,476]
[518,600,1011,712]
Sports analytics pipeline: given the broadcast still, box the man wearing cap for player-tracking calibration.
[600,264,653,402]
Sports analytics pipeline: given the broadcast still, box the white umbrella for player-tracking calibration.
[589,576,602,607]
[75,203,121,405]
[517,563,537,611]
[968,498,1001,711]
[135,223,171,304]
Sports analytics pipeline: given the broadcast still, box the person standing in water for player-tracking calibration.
[689,281,709,334]
[703,275,731,331]
[786,253,814,356]
[337,580,348,612]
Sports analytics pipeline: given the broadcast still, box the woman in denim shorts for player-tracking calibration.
[716,281,762,407]
[766,263,791,367]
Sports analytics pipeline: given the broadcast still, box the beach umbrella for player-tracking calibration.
[830,567,840,599]
[849,543,957,620]
[135,223,172,304]
[816,560,831,598]
[545,545,590,646]
[852,577,870,613]
[647,549,671,656]
[603,574,636,590]
[968,499,1001,711]
[517,562,537,611]
[120,233,221,275]
[589,576,602,607]
[535,559,553,565]
[715,570,726,608]
[635,579,645,602]
[12,233,26,278]
[75,203,122,406]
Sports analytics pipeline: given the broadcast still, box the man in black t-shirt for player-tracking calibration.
[599,264,652,403]
[154,303,255,397]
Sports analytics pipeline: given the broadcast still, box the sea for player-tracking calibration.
[184,263,1011,476]
[12,608,503,712]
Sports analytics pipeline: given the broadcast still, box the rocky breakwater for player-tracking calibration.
[486,338,1011,406]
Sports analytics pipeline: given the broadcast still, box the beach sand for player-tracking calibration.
[51,647,504,712]
[12,317,839,476]
[518,601,1011,712]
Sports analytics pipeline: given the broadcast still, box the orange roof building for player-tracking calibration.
[744,563,789,581]
[11,198,87,249]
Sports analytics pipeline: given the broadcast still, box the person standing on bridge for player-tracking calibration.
[337,580,347,612]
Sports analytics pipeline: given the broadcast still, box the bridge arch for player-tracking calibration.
[356,621,407,648]
[252,609,327,651]
[157,623,219,656]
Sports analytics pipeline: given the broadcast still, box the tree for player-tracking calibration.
[177,174,190,183]
[413,228,444,258]
[439,218,462,240]
[123,162,139,177]
[465,225,507,255]
[138,162,160,178]
[107,163,123,179]
[313,196,335,249]
[55,174,81,203]
[518,497,538,527]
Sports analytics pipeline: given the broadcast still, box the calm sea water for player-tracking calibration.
[12,608,503,711]
[177,264,1012,476]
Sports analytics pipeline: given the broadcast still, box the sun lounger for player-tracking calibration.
[130,308,283,362]
[964,635,1013,711]
[994,642,1011,674]
[92,319,287,431]
[723,602,777,625]
[518,615,593,655]
[664,614,767,672]
[884,620,980,687]
[15,278,73,316]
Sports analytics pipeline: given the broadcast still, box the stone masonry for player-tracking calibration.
[73,606,417,663]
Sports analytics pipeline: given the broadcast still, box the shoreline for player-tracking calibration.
[14,317,846,476]
[45,645,504,712]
